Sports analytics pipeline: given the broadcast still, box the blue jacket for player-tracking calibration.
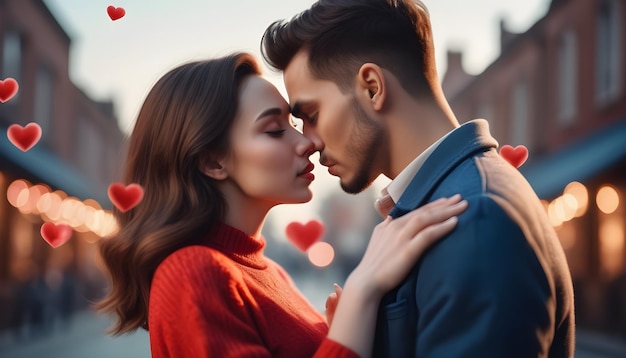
[372,120,575,357]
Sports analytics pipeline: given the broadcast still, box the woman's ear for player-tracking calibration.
[357,63,386,111]
[199,156,228,180]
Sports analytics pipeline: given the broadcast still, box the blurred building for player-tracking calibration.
[0,0,125,335]
[442,0,626,340]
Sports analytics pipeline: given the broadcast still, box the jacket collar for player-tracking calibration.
[389,119,498,218]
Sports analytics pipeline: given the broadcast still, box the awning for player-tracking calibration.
[520,119,626,199]
[0,126,111,206]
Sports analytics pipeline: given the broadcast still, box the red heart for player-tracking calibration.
[41,222,72,248]
[108,182,144,212]
[7,123,42,152]
[107,5,126,21]
[499,144,529,168]
[285,220,325,252]
[0,78,19,103]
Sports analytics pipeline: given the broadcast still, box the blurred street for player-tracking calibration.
[0,310,150,358]
[2,311,626,358]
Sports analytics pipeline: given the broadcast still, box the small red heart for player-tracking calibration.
[107,5,126,21]
[41,222,72,248]
[0,78,19,103]
[285,220,325,252]
[7,123,42,152]
[108,182,144,212]
[499,144,529,168]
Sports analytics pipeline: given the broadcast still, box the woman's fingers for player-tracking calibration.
[399,198,467,240]
[333,283,343,299]
[389,194,462,226]
[406,215,459,258]
[325,284,343,326]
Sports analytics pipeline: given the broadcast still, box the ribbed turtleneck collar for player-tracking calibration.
[204,222,268,269]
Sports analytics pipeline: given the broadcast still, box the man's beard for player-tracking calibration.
[340,98,383,194]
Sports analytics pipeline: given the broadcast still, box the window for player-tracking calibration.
[558,30,578,126]
[596,0,622,104]
[2,31,21,101]
[2,31,21,79]
[34,66,54,134]
[77,117,103,185]
[510,80,529,146]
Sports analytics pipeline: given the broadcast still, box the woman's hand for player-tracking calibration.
[349,194,468,299]
[325,195,467,357]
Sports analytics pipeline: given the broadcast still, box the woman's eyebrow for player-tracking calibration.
[256,107,283,121]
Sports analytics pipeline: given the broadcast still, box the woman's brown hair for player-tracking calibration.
[96,52,261,335]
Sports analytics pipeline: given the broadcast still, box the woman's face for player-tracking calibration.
[220,75,315,205]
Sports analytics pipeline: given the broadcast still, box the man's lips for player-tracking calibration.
[319,156,338,176]
[327,164,338,176]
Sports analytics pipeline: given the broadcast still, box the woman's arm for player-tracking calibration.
[325,195,467,358]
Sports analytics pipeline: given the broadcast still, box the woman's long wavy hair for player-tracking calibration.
[96,52,261,335]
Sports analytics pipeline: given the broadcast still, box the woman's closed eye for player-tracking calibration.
[265,129,286,137]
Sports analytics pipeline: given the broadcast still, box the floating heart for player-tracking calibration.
[0,78,19,103]
[108,182,144,212]
[7,123,42,152]
[41,222,72,248]
[285,220,325,252]
[499,144,528,168]
[107,5,126,21]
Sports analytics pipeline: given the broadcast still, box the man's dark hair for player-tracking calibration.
[261,0,438,96]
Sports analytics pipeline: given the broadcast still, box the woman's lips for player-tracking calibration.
[298,163,315,180]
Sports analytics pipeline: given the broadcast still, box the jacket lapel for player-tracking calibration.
[389,119,498,218]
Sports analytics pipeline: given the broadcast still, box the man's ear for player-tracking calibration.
[357,63,386,111]
[199,156,228,180]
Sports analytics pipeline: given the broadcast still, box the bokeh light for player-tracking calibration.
[564,181,588,217]
[6,179,118,239]
[596,185,620,214]
[308,242,335,268]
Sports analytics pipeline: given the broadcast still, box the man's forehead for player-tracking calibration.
[284,50,313,84]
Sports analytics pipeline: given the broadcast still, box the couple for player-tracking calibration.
[97,0,575,357]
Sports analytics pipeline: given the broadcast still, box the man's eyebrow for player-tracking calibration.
[256,107,283,121]
[290,102,304,118]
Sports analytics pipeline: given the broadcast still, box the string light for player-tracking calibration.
[6,179,118,239]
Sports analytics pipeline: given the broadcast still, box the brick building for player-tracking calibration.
[442,0,626,338]
[0,0,125,333]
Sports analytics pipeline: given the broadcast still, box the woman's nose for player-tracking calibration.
[296,134,316,157]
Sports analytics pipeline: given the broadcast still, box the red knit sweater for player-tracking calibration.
[148,223,359,358]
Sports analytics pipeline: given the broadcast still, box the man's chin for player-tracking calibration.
[339,177,373,195]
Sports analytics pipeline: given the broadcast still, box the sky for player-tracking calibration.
[41,0,551,236]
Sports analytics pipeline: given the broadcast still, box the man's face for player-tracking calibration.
[283,50,384,194]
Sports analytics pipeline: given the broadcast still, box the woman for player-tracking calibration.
[96,53,467,357]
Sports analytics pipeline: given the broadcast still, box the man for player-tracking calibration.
[261,0,575,357]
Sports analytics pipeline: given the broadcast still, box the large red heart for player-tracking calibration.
[285,220,325,252]
[499,144,528,168]
[0,78,19,103]
[41,222,72,248]
[107,5,126,21]
[108,182,144,212]
[7,123,42,152]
